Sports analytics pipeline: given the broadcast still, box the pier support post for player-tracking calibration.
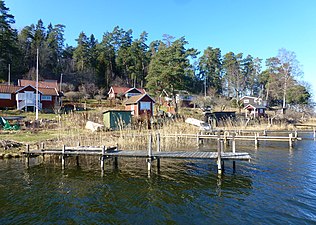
[254,133,259,149]
[156,133,161,173]
[313,128,316,140]
[232,133,236,172]
[62,145,66,170]
[157,133,161,152]
[196,133,200,146]
[25,144,30,168]
[101,146,106,170]
[217,135,222,175]
[147,134,153,172]
[232,134,236,153]
[263,129,267,136]
[40,142,45,162]
[289,133,293,148]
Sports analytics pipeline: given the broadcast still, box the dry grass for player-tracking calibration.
[1,107,315,154]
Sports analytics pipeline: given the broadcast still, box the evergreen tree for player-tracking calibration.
[0,0,19,81]
[146,36,198,112]
[198,47,222,94]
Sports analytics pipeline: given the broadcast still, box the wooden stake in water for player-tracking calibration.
[26,144,30,168]
[217,135,222,175]
[147,134,153,172]
[62,145,65,170]
[101,146,106,170]
[289,133,293,148]
[157,133,161,152]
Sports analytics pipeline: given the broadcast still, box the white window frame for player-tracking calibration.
[140,101,151,110]
[0,93,11,100]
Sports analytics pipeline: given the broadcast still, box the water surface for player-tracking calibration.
[0,133,315,224]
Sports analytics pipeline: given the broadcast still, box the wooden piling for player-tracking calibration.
[196,133,200,146]
[313,128,316,140]
[254,133,259,148]
[232,133,236,171]
[40,142,45,161]
[217,135,222,175]
[147,134,153,172]
[62,145,65,169]
[156,132,161,172]
[289,133,293,148]
[232,134,236,153]
[263,129,267,136]
[157,133,161,152]
[26,144,30,167]
[101,146,106,170]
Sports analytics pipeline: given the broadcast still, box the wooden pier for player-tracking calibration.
[23,135,251,175]
[161,132,302,148]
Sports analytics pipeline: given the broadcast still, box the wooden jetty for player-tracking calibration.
[160,131,303,148]
[23,135,251,175]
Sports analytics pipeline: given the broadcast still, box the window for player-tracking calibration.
[41,95,52,101]
[244,99,249,104]
[140,101,151,110]
[0,93,11,99]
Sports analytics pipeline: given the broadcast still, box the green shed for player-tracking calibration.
[103,110,132,130]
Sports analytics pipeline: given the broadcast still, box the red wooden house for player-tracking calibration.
[124,94,155,117]
[108,86,146,99]
[0,82,60,111]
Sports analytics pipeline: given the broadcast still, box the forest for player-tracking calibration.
[0,0,313,110]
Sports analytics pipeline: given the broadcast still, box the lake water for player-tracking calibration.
[0,133,316,224]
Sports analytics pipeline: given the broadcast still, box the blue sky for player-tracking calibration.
[7,0,316,101]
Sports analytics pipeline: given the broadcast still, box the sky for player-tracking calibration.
[6,0,316,101]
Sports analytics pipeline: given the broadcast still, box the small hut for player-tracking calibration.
[103,110,132,130]
[124,94,155,117]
